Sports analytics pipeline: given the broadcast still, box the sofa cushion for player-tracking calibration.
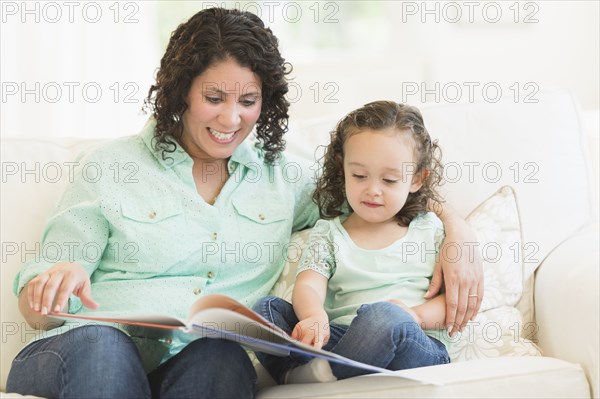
[255,357,589,398]
[466,186,523,312]
[535,224,600,399]
[1,138,104,392]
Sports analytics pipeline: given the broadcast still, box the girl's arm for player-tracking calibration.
[292,270,330,349]
[428,200,484,335]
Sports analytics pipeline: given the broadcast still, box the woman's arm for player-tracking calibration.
[14,151,109,329]
[292,270,330,349]
[427,200,484,336]
[19,262,99,329]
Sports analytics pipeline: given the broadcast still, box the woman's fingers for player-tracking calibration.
[39,271,65,315]
[29,272,51,313]
[453,285,470,333]
[75,280,100,310]
[462,283,482,325]
[26,262,97,314]
[52,271,81,313]
[474,281,484,319]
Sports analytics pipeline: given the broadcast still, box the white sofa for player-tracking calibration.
[1,89,598,398]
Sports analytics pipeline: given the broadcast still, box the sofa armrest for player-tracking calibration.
[534,224,599,398]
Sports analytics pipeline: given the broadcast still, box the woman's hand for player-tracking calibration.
[427,202,484,336]
[291,313,330,349]
[26,261,99,315]
[425,226,484,336]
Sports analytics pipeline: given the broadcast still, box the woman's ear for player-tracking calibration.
[409,169,429,193]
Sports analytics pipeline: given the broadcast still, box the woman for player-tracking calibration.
[7,8,482,398]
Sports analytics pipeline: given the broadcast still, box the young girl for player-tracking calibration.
[253,100,451,384]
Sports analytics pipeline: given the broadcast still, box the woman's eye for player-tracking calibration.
[383,179,399,184]
[205,96,222,104]
[352,174,366,179]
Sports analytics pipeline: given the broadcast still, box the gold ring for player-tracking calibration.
[468,294,478,298]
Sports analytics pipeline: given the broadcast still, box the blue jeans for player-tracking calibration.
[6,325,257,398]
[253,296,450,383]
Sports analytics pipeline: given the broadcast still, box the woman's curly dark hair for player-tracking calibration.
[144,8,290,164]
[314,101,444,226]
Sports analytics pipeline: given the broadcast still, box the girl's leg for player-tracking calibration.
[6,325,151,398]
[148,338,256,399]
[252,296,311,384]
[327,301,450,380]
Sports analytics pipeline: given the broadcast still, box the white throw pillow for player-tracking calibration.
[448,185,541,360]
[466,185,523,312]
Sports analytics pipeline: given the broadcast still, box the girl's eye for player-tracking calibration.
[352,174,367,180]
[383,179,399,184]
[240,99,257,107]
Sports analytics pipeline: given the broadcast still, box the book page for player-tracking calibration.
[187,294,271,325]
[187,308,292,345]
[187,308,401,377]
[50,312,186,330]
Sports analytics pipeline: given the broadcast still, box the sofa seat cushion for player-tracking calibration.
[256,356,590,398]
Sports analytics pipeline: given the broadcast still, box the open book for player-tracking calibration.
[50,294,436,384]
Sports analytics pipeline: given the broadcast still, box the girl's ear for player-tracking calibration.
[409,169,429,193]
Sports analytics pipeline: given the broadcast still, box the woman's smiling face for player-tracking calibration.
[180,58,263,161]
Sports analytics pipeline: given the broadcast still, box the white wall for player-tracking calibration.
[1,1,598,138]
[284,1,600,122]
[1,1,161,138]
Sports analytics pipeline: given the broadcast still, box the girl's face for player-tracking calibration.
[180,58,262,161]
[343,128,425,225]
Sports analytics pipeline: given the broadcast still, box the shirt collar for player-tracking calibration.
[140,117,264,170]
[229,137,263,169]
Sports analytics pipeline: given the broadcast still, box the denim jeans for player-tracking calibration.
[252,296,450,383]
[6,325,257,399]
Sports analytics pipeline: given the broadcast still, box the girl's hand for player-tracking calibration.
[291,314,330,349]
[26,262,99,315]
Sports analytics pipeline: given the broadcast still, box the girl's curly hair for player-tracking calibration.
[314,101,444,226]
[144,8,290,164]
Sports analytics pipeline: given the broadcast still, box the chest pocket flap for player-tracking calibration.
[121,198,183,224]
[232,197,290,224]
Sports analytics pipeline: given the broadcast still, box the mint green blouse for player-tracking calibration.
[13,118,320,371]
[296,212,452,348]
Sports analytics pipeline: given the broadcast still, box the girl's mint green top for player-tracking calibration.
[297,212,453,348]
[13,118,320,371]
